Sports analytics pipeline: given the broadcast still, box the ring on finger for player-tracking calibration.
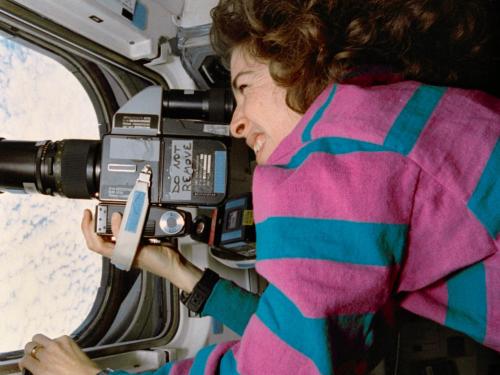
[30,345,43,360]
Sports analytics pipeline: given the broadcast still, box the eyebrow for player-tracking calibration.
[231,70,253,91]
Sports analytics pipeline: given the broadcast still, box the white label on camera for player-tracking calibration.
[169,140,193,201]
[110,138,159,161]
[107,163,137,173]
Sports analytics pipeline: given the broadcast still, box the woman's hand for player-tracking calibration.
[19,334,101,375]
[81,209,202,293]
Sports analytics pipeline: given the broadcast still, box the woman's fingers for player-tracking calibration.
[81,209,114,258]
[21,334,53,373]
[23,341,38,358]
[20,335,101,375]
[23,334,52,363]
[32,333,52,347]
[111,212,122,237]
[18,354,37,372]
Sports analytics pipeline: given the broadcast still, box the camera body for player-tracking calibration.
[99,135,227,206]
[96,86,228,240]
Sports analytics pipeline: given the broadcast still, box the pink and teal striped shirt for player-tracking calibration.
[116,80,500,374]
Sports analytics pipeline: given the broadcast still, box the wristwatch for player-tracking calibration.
[180,268,220,314]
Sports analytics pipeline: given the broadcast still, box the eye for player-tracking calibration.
[238,84,248,93]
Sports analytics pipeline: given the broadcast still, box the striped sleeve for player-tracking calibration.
[201,279,260,335]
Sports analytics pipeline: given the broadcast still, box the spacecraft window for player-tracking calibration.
[0,35,102,354]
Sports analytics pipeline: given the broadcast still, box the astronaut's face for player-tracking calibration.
[229,47,302,164]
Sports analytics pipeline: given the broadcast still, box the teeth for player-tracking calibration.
[253,138,264,154]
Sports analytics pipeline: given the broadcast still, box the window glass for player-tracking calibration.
[0,36,102,353]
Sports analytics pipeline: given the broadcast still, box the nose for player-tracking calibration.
[229,106,248,138]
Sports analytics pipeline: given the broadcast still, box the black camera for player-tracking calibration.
[0,87,255,258]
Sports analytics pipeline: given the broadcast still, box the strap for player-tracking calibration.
[111,165,151,271]
[180,269,220,314]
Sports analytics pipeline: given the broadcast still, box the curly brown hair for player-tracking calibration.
[211,0,499,113]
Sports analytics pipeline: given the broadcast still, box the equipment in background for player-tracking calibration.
[211,193,255,256]
[208,193,256,268]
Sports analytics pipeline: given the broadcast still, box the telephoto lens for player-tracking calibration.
[0,138,100,198]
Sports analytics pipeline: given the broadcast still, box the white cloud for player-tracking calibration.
[0,36,102,352]
[1,37,99,140]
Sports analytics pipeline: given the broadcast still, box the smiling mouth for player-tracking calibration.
[253,136,265,155]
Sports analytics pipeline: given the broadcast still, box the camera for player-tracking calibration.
[0,86,255,265]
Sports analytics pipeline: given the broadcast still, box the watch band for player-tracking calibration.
[180,268,220,313]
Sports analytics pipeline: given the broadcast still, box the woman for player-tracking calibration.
[20,0,499,374]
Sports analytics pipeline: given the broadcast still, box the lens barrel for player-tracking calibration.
[0,139,100,199]
[0,139,38,192]
[162,88,235,124]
